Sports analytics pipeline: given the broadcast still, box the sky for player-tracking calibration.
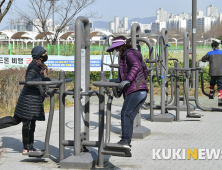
[1,0,222,30]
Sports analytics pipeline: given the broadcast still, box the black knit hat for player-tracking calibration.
[211,41,220,49]
[31,46,46,60]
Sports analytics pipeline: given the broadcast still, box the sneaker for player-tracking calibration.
[22,149,29,154]
[28,148,37,152]
[117,139,131,148]
[22,148,37,154]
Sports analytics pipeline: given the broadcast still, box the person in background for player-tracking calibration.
[201,41,222,106]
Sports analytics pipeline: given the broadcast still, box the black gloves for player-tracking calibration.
[118,80,130,90]
[42,77,51,81]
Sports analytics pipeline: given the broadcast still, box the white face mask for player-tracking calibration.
[114,49,120,57]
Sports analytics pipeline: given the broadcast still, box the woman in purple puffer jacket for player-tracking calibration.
[107,36,149,148]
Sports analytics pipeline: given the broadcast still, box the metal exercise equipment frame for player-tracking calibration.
[130,23,151,138]
[147,28,176,122]
[144,29,202,122]
[172,31,222,113]
[59,16,98,169]
[169,32,201,118]
[191,60,222,112]
[177,32,195,112]
[60,16,138,169]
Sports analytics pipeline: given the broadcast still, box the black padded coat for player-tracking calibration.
[14,46,46,121]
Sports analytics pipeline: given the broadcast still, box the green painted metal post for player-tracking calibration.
[47,44,49,55]
[57,44,60,55]
[109,71,113,79]
[9,43,12,55]
[65,44,67,56]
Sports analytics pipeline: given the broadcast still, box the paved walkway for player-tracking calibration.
[1,95,222,170]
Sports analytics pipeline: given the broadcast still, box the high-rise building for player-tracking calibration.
[33,19,42,32]
[141,24,151,33]
[9,20,32,32]
[219,13,222,23]
[123,17,128,31]
[151,21,167,33]
[33,19,53,33]
[46,19,53,31]
[207,5,219,18]
[177,20,187,33]
[167,19,178,31]
[114,16,119,33]
[197,9,204,18]
[120,21,123,28]
[157,8,169,22]
[168,14,175,20]
[178,12,191,20]
[109,22,115,33]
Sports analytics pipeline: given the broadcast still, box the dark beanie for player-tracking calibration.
[211,41,219,49]
[31,46,46,60]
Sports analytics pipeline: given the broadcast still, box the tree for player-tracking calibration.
[0,0,14,23]
[15,0,98,45]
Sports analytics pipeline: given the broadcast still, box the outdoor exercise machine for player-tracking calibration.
[19,76,72,158]
[172,33,222,112]
[187,59,222,111]
[143,29,202,122]
[59,16,144,169]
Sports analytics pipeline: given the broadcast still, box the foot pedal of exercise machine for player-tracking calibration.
[187,113,203,118]
[22,150,48,158]
[102,143,132,157]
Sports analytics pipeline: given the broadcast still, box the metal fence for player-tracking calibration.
[0,43,219,61]
[0,44,110,56]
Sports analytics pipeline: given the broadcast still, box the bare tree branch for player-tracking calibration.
[15,0,98,45]
[0,0,13,23]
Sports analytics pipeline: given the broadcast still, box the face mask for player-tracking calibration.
[42,54,48,62]
[114,49,120,57]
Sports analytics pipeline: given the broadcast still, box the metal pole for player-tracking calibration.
[191,0,197,88]
[131,23,141,49]
[74,18,82,157]
[59,71,65,161]
[183,32,189,106]
[175,62,180,121]
[84,17,91,150]
[74,16,90,157]
[160,34,165,115]
[98,72,105,167]
[131,23,141,128]
[45,89,55,157]
[163,29,169,105]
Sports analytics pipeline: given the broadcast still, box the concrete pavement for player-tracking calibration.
[1,95,222,170]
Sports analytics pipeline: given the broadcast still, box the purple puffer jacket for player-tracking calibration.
[119,48,149,97]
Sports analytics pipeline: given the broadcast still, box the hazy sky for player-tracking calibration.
[1,0,222,30]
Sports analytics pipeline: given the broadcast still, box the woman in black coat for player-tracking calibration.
[0,46,51,154]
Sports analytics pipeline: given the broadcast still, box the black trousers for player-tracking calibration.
[210,76,222,91]
[0,115,36,150]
